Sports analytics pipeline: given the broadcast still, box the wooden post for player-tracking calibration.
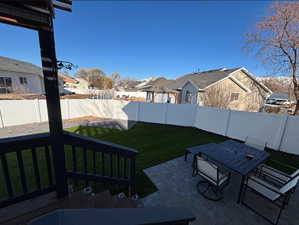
[152,92,155,103]
[38,28,68,198]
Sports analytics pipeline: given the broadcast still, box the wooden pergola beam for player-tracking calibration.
[53,2,72,12]
[0,1,72,30]
[0,3,50,25]
[0,16,50,31]
[0,0,72,198]
[38,29,68,198]
[56,0,72,5]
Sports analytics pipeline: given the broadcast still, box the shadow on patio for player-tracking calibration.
[142,156,299,225]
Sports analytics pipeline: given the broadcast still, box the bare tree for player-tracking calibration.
[75,68,111,89]
[246,2,299,114]
[111,72,121,87]
[201,85,232,109]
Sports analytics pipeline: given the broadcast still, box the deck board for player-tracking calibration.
[0,190,139,225]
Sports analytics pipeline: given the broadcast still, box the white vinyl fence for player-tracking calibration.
[0,99,298,155]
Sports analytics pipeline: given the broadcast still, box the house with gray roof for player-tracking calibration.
[0,56,45,94]
[144,67,272,111]
[0,56,64,95]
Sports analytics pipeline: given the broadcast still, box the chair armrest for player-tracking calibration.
[259,165,291,184]
[247,176,284,196]
[266,159,298,171]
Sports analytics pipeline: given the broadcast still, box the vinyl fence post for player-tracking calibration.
[137,102,140,122]
[67,99,71,120]
[193,106,200,128]
[224,110,232,137]
[164,103,169,124]
[0,109,4,128]
[35,99,42,123]
[275,114,289,151]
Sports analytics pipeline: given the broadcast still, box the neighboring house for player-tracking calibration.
[59,73,79,88]
[62,76,98,94]
[0,56,65,95]
[145,67,272,111]
[0,56,45,94]
[140,78,177,103]
[74,78,90,89]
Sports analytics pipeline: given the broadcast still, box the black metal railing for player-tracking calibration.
[63,131,137,196]
[0,132,138,208]
[0,133,54,208]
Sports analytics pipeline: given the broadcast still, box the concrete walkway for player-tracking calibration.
[142,156,299,225]
[0,121,82,138]
[0,119,136,138]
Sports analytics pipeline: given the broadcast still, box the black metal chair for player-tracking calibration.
[192,154,231,201]
[241,170,299,225]
[258,164,299,187]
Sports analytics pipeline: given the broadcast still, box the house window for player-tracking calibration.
[185,91,192,103]
[20,77,28,85]
[230,93,239,101]
[0,77,12,94]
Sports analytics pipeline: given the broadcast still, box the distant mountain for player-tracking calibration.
[257,76,292,84]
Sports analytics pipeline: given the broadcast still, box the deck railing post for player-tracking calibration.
[129,156,136,197]
[38,27,68,198]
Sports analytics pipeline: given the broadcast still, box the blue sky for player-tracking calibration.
[0,1,273,79]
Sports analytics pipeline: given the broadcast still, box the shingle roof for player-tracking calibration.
[58,73,78,84]
[166,68,242,90]
[0,56,42,76]
[142,86,179,93]
[146,77,173,87]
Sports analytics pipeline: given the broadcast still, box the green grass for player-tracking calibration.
[266,150,299,174]
[1,123,299,200]
[66,123,227,196]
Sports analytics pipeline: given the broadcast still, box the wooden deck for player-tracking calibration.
[0,191,141,225]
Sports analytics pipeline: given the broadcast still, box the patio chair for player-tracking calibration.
[245,136,299,187]
[241,172,299,225]
[258,164,299,189]
[245,136,266,151]
[193,154,231,201]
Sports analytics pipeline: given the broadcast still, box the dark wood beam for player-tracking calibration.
[53,2,72,12]
[0,16,50,31]
[56,0,72,5]
[38,28,68,198]
[0,3,50,25]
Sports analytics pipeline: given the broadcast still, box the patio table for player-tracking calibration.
[187,140,270,203]
[184,143,218,161]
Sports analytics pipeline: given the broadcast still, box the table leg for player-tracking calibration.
[184,151,189,161]
[237,175,245,204]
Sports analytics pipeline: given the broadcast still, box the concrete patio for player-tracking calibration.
[142,156,299,225]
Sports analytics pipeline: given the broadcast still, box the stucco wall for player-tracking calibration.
[0,70,44,94]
